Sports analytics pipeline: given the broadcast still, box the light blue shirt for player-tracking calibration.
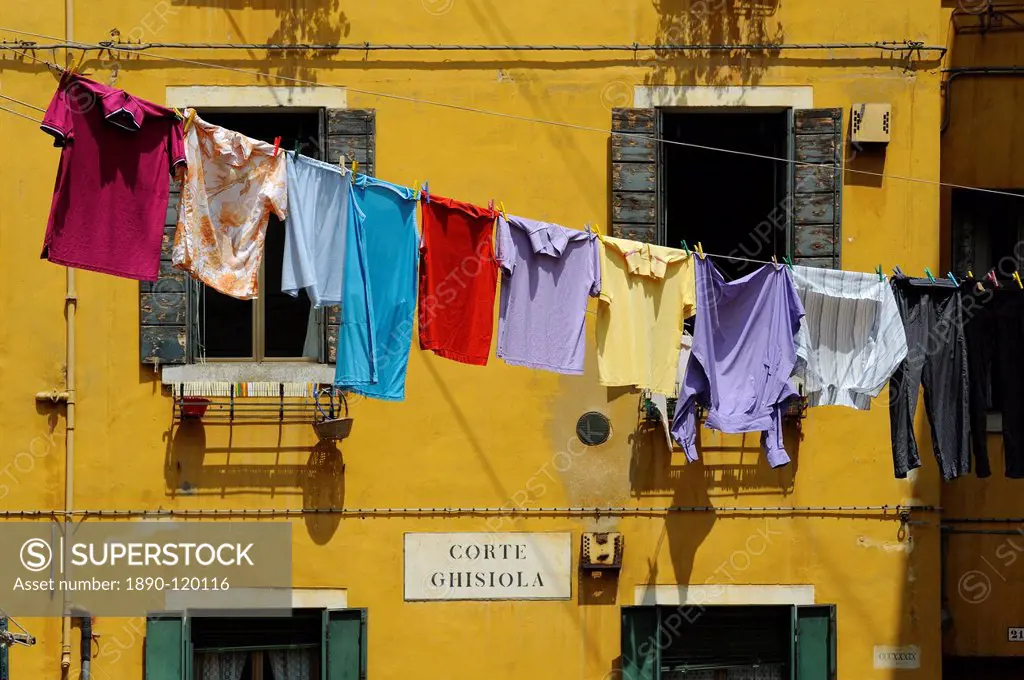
[282,153,362,307]
[334,175,419,401]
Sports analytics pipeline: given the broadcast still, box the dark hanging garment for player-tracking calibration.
[887,271,971,481]
[963,285,1024,479]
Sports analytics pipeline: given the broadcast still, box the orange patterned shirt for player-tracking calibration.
[172,110,287,299]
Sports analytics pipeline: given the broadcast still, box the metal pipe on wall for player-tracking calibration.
[941,66,1024,133]
[59,0,76,670]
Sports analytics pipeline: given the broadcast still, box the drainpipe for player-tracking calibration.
[80,617,91,680]
[60,0,77,672]
[60,266,76,678]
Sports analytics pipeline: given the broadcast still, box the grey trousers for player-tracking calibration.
[888,275,970,481]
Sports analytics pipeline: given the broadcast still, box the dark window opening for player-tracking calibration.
[660,605,792,677]
[192,110,322,360]
[951,188,1024,418]
[192,611,322,680]
[951,187,1024,278]
[662,110,790,279]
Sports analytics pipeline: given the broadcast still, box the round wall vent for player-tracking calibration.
[576,411,611,446]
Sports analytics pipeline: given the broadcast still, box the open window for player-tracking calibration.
[610,107,843,275]
[139,109,376,368]
[145,609,367,680]
[620,604,837,680]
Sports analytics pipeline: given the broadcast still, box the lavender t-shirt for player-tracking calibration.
[671,257,805,468]
[495,215,601,374]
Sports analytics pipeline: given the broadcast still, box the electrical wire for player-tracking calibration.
[0,504,936,518]
[0,38,948,55]
[1,27,1021,200]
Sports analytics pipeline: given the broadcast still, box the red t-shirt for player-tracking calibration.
[418,195,499,365]
[40,74,185,281]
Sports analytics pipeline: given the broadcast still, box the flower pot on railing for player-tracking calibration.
[313,387,353,441]
[181,396,211,419]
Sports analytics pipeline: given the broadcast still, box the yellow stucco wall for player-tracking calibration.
[0,1,950,678]
[940,9,1024,661]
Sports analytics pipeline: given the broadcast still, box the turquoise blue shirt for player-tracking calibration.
[334,175,419,401]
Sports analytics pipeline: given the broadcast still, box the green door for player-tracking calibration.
[796,605,836,680]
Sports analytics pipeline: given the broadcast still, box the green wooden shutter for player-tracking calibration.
[611,108,658,244]
[0,617,8,680]
[795,605,836,680]
[792,109,843,269]
[140,180,189,365]
[323,608,367,680]
[323,109,376,363]
[620,606,660,680]
[145,614,186,680]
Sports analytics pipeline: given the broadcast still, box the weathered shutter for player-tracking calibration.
[0,617,8,680]
[611,108,658,244]
[324,608,367,680]
[140,180,188,365]
[792,109,843,269]
[795,605,837,680]
[145,614,185,680]
[324,109,376,363]
[620,606,659,680]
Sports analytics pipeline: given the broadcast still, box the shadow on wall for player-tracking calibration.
[646,0,783,87]
[169,0,352,83]
[163,423,345,544]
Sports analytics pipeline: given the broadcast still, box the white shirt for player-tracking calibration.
[790,266,908,409]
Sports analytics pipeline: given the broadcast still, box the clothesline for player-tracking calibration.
[0,90,45,112]
[2,25,1023,201]
[0,103,40,123]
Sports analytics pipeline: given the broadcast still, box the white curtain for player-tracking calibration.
[196,651,247,680]
[269,649,313,680]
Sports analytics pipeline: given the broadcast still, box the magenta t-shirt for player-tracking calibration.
[40,74,185,281]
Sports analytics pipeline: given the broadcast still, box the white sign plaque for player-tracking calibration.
[1009,627,1024,642]
[404,532,572,601]
[873,645,921,670]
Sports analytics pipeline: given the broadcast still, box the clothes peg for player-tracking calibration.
[272,136,281,158]
[488,199,495,212]
[782,255,793,271]
[1015,271,1023,289]
[68,50,85,75]
[924,267,936,283]
[293,138,301,156]
[967,270,974,280]
[680,240,690,256]
[947,272,959,287]
[352,160,359,175]
[183,109,197,133]
[592,223,601,236]
[499,201,506,218]
[172,107,184,120]
[986,270,1000,288]
[771,255,779,268]
[424,181,430,204]
[413,181,421,200]
[696,242,705,259]
[876,265,884,282]
[338,154,347,170]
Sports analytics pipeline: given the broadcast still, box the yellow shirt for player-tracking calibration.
[596,236,696,395]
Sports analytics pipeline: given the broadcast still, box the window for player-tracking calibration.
[145,609,367,680]
[950,187,1024,429]
[610,107,843,275]
[621,604,836,680]
[661,110,791,279]
[191,110,322,362]
[139,108,376,368]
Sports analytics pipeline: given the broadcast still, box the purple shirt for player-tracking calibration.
[671,258,805,467]
[495,215,601,374]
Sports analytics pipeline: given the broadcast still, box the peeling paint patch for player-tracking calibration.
[858,535,914,553]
